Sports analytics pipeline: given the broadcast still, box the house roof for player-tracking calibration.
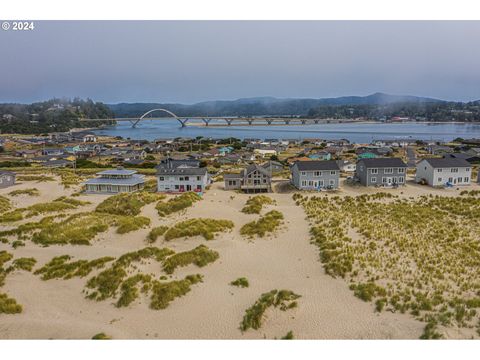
[293,160,340,171]
[83,174,145,186]
[448,153,479,161]
[244,164,271,177]
[0,170,15,176]
[422,157,471,168]
[156,167,208,176]
[357,158,407,168]
[97,169,137,176]
[223,173,243,179]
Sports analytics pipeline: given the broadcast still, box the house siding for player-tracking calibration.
[416,160,472,186]
[291,164,339,190]
[356,162,406,187]
[0,172,16,189]
[157,173,209,194]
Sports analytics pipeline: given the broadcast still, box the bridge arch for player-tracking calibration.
[131,108,187,127]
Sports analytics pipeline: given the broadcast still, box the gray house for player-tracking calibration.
[224,164,272,193]
[83,168,145,194]
[0,170,16,189]
[415,157,472,187]
[356,158,407,187]
[291,160,340,190]
[156,167,210,195]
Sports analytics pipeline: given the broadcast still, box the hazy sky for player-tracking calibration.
[1,21,480,104]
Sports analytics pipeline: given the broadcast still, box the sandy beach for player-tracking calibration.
[1,177,479,339]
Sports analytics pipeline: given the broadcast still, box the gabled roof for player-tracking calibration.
[421,157,471,168]
[357,158,407,168]
[293,160,340,171]
[243,164,271,177]
[97,168,137,176]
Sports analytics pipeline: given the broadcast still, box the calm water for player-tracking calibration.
[93,120,480,143]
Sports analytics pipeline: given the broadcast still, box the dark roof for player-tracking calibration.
[0,170,15,175]
[223,173,243,179]
[293,160,340,171]
[448,153,479,161]
[422,157,471,168]
[156,167,208,176]
[357,158,407,168]
[244,164,271,177]
[156,159,200,169]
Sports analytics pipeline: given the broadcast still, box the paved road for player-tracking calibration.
[406,146,417,168]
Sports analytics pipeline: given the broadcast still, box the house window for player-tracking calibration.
[301,171,306,176]
[314,171,321,176]
[179,177,184,181]
[384,168,393,174]
[308,180,314,186]
[330,171,336,175]
[319,180,324,187]
[466,168,471,172]
[174,185,179,190]
[197,176,201,180]
[399,176,404,183]
[451,168,459,173]
[382,177,387,183]
[464,177,469,183]
[458,177,463,183]
[438,177,442,182]
[185,176,189,181]
[371,177,377,183]
[437,168,442,172]
[301,180,307,187]
[398,168,405,173]
[329,179,335,185]
[370,168,378,174]
[159,176,164,181]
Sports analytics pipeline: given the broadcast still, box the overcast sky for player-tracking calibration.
[1,21,480,104]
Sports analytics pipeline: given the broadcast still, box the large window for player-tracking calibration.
[370,168,378,174]
[398,168,405,173]
[371,177,377,183]
[314,171,321,176]
[451,168,459,173]
[384,168,393,174]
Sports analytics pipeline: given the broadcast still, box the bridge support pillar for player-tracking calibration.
[202,118,210,126]
[314,119,319,124]
[178,119,188,127]
[247,119,253,125]
[225,119,233,126]
[284,120,290,125]
[266,120,273,125]
[301,119,307,125]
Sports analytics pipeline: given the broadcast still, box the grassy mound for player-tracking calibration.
[240,210,284,238]
[162,245,219,274]
[8,188,40,197]
[12,257,37,272]
[16,175,55,182]
[92,333,111,340]
[156,192,201,217]
[241,195,275,214]
[164,218,234,241]
[299,192,480,337]
[0,195,11,213]
[150,274,203,310]
[34,255,114,280]
[0,293,22,314]
[230,277,249,288]
[240,289,300,331]
[96,191,165,216]
[115,216,151,234]
[147,226,169,243]
[116,274,153,307]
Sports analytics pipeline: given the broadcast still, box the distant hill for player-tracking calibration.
[108,93,445,117]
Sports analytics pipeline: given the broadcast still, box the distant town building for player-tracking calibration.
[0,170,16,189]
[223,164,272,193]
[415,158,472,187]
[356,158,407,187]
[290,160,340,190]
[336,160,356,173]
[83,168,145,193]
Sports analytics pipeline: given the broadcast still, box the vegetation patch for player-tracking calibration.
[8,188,40,197]
[34,255,114,280]
[297,192,480,337]
[116,274,152,307]
[241,195,275,214]
[147,226,169,243]
[115,216,151,234]
[0,195,11,213]
[96,191,165,216]
[240,210,284,238]
[16,175,55,182]
[0,293,22,314]
[240,289,301,332]
[156,192,201,217]
[281,331,294,340]
[230,277,249,288]
[164,218,234,241]
[150,274,203,310]
[12,257,37,272]
[162,245,219,274]
[91,333,111,340]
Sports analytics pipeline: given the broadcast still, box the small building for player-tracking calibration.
[356,158,407,187]
[308,151,331,161]
[261,160,284,174]
[223,164,272,193]
[337,160,356,173]
[290,160,340,190]
[0,170,16,189]
[156,167,209,194]
[357,151,378,159]
[254,148,278,158]
[415,158,472,187]
[83,168,145,194]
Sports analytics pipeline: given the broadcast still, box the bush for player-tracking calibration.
[96,191,165,216]
[230,277,249,288]
[240,210,284,238]
[162,245,219,274]
[241,195,275,214]
[8,188,40,197]
[164,218,234,241]
[115,216,150,234]
[147,226,169,243]
[34,255,114,280]
[156,192,201,216]
[0,293,22,314]
[0,195,10,213]
[150,274,203,310]
[91,333,111,340]
[350,282,387,302]
[281,331,294,340]
[116,274,152,307]
[12,257,37,272]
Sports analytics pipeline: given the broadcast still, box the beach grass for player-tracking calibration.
[164,218,234,241]
[149,274,203,310]
[241,195,275,214]
[155,192,201,217]
[162,245,219,274]
[230,277,249,288]
[240,210,284,238]
[146,226,169,243]
[8,188,40,197]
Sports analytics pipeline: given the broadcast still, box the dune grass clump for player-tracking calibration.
[34,255,114,280]
[240,289,301,332]
[230,277,249,288]
[0,195,11,213]
[241,195,275,214]
[116,274,153,307]
[164,218,234,241]
[147,226,169,243]
[281,331,294,340]
[12,257,37,272]
[91,332,111,340]
[300,192,480,337]
[240,210,284,238]
[115,216,151,234]
[8,188,40,197]
[96,191,165,216]
[149,274,203,310]
[16,175,55,182]
[155,192,201,217]
[0,293,22,314]
[162,245,219,274]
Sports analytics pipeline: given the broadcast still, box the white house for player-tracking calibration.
[415,158,472,187]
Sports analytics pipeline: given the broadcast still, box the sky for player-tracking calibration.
[1,21,480,104]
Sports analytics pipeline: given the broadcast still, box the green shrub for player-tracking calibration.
[350,282,387,302]
[241,195,275,214]
[115,216,151,234]
[116,274,152,307]
[150,274,203,310]
[156,192,201,217]
[8,188,40,197]
[0,195,10,213]
[420,321,443,339]
[11,240,25,249]
[12,257,37,272]
[91,332,111,340]
[34,255,114,280]
[96,191,165,216]
[162,245,219,274]
[240,210,284,238]
[164,218,234,241]
[147,226,169,243]
[240,289,300,332]
[281,331,294,340]
[230,277,249,288]
[0,293,22,314]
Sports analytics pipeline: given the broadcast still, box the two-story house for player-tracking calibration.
[415,158,472,187]
[223,164,272,193]
[290,160,340,190]
[156,167,210,194]
[356,158,407,187]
